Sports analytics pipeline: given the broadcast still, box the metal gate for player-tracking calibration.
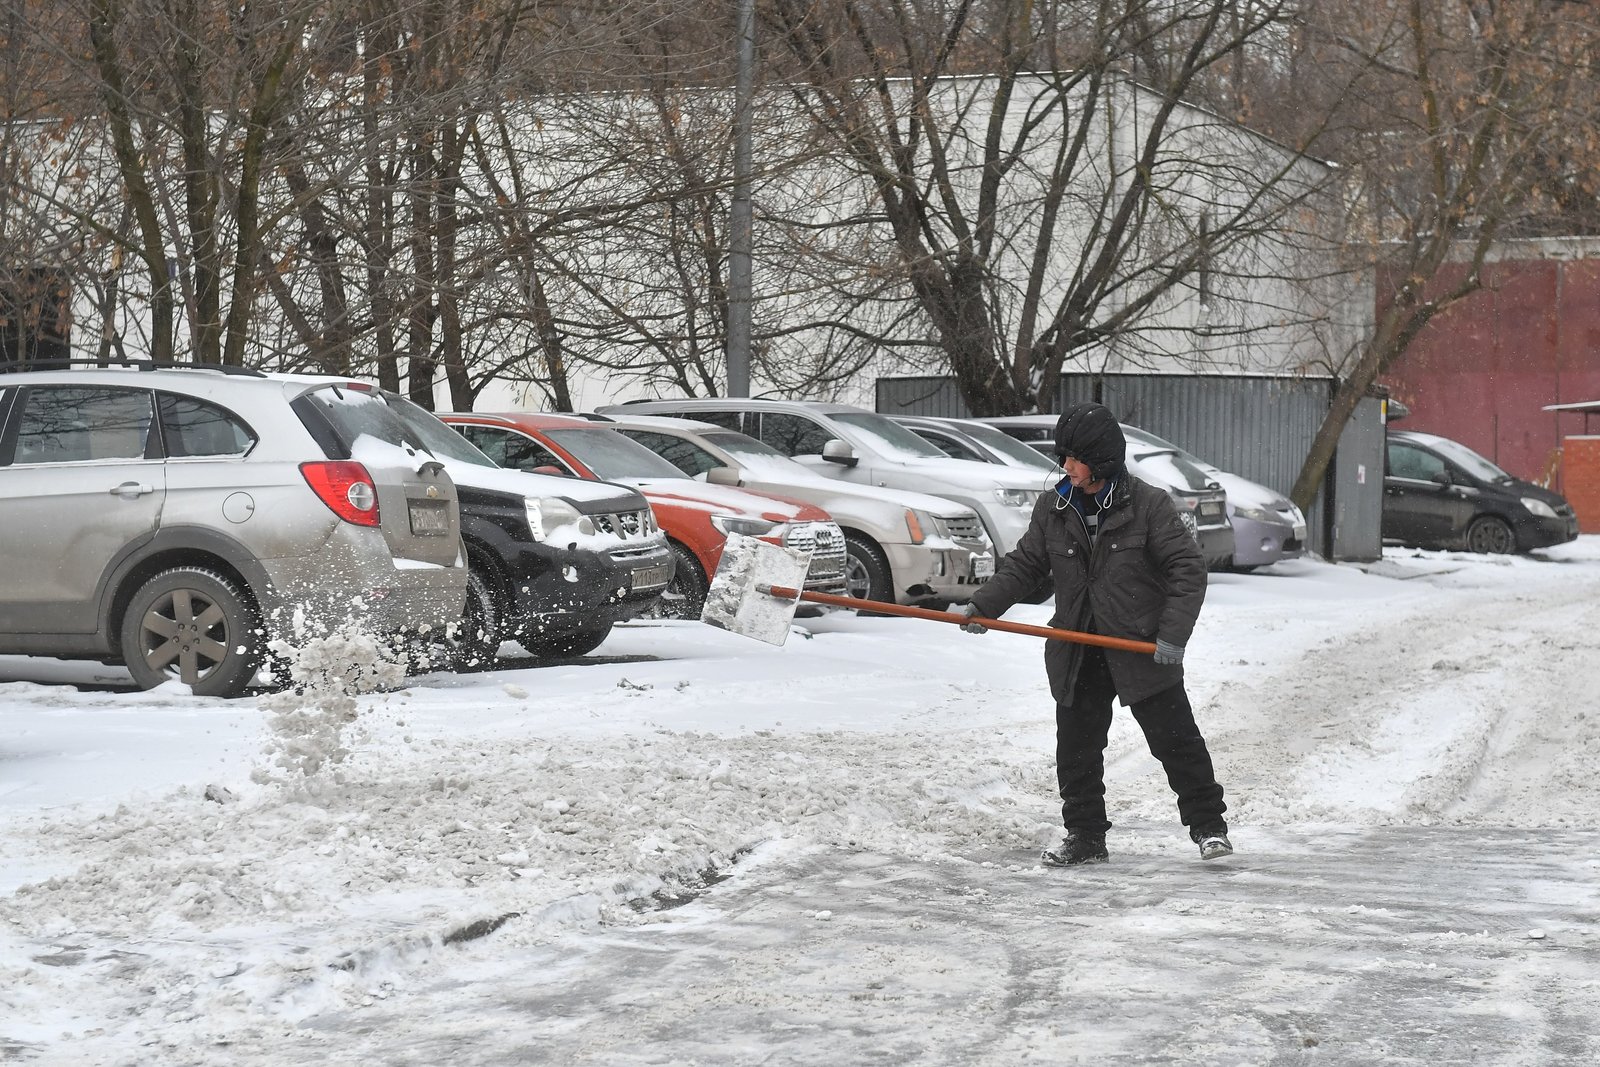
[876,373,1384,561]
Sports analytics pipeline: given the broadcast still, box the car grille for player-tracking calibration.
[942,514,986,542]
[592,508,656,539]
[609,541,665,561]
[591,507,665,561]
[786,521,848,583]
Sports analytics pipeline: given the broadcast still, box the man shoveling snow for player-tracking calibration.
[959,403,1233,865]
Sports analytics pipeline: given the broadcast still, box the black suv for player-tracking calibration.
[1384,429,1580,553]
[370,394,674,662]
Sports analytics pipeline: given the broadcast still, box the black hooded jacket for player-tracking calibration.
[971,409,1206,706]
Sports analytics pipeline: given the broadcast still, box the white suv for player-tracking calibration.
[0,364,467,695]
[599,399,1050,554]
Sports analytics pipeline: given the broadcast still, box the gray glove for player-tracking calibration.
[1153,639,1185,666]
[958,602,988,635]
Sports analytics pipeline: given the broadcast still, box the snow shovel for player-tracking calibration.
[701,532,1157,654]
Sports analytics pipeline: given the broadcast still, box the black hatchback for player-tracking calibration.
[1383,430,1580,553]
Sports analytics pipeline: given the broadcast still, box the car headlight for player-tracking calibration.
[904,509,946,543]
[994,488,1039,509]
[1521,497,1558,519]
[711,514,781,537]
[1233,504,1279,524]
[525,496,594,542]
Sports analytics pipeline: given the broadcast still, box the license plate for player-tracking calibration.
[972,554,995,579]
[1293,524,1307,541]
[408,500,450,536]
[631,562,671,591]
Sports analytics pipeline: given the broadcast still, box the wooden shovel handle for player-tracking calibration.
[764,586,1158,655]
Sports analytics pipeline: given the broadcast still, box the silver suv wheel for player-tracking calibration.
[120,567,261,697]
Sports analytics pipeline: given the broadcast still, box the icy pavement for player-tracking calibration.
[258,825,1597,1067]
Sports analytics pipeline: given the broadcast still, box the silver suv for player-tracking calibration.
[0,364,467,696]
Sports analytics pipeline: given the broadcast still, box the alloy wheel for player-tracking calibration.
[137,588,231,687]
[1466,516,1515,555]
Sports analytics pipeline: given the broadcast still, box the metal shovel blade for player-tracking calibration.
[700,532,812,646]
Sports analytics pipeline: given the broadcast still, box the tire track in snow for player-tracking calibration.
[1188,569,1600,829]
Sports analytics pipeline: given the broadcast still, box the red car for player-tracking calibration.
[440,412,849,616]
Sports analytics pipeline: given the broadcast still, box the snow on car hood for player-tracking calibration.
[883,455,1056,493]
[628,478,824,521]
[723,464,981,519]
[652,441,979,520]
[1209,470,1294,512]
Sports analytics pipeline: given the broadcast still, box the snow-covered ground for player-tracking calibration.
[3,541,1599,1065]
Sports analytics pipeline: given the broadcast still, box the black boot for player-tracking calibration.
[1041,829,1108,866]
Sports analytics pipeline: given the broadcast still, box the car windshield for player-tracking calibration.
[831,411,948,459]
[545,427,688,480]
[701,431,817,479]
[949,421,1057,470]
[1426,436,1514,483]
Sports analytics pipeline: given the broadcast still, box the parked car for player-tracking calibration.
[597,399,1049,555]
[0,363,467,696]
[925,414,1237,569]
[439,412,849,617]
[346,395,673,663]
[1118,425,1304,571]
[1384,429,1580,553]
[595,413,996,604]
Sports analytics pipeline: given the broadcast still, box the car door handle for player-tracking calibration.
[110,481,156,497]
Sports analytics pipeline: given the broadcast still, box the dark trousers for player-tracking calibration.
[1057,646,1227,838]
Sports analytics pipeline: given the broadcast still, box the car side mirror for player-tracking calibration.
[1430,470,1452,487]
[706,466,742,487]
[821,439,858,467]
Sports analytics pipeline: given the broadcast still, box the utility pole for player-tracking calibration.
[726,0,755,397]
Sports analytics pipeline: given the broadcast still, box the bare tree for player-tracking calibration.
[758,0,1340,415]
[1284,0,1600,513]
[2,0,134,365]
[77,0,317,363]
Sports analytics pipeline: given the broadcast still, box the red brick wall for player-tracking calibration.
[1563,437,1600,534]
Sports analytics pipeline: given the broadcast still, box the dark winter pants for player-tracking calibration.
[1056,646,1227,838]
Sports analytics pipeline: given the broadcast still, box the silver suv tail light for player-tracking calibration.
[301,461,381,527]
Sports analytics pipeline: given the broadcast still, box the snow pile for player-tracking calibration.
[253,617,406,785]
[5,727,1050,943]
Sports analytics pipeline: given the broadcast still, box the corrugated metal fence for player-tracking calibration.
[876,373,1384,561]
